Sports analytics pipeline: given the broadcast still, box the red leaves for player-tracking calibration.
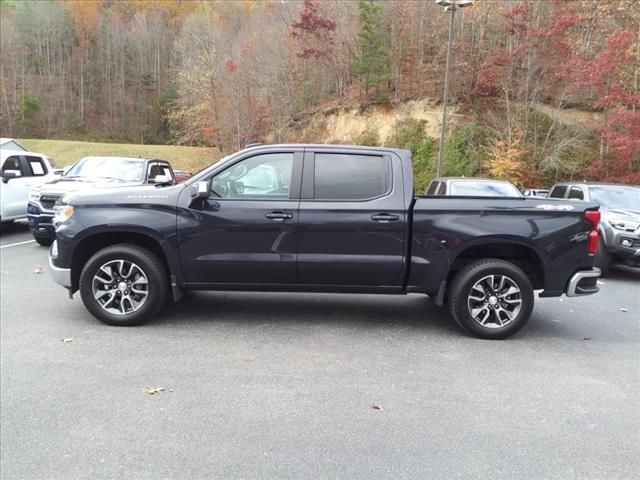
[224,58,238,73]
[290,0,336,59]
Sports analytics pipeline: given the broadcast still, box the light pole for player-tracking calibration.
[435,0,473,177]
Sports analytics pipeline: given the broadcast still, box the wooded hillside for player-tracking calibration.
[1,0,638,186]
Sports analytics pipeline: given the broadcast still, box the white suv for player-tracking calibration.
[1,149,58,223]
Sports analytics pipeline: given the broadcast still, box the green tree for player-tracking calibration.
[17,93,42,136]
[352,0,390,99]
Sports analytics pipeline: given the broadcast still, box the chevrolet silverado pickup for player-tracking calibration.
[48,144,601,339]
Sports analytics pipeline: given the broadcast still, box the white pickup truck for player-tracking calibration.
[0,149,59,223]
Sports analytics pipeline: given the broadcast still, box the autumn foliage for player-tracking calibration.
[0,0,638,185]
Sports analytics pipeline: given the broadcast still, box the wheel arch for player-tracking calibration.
[448,239,546,290]
[70,230,178,292]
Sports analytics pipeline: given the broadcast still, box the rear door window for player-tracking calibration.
[549,186,567,198]
[568,187,584,200]
[313,153,390,200]
[25,156,47,176]
[426,181,439,195]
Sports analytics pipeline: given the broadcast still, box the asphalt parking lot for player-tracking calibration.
[1,222,639,480]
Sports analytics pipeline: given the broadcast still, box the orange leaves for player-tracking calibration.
[68,0,101,47]
[488,135,528,187]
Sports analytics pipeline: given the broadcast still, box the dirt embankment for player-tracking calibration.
[278,97,600,146]
[281,98,462,144]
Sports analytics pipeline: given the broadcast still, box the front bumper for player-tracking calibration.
[603,227,640,261]
[48,242,71,288]
[566,268,601,297]
[27,203,55,240]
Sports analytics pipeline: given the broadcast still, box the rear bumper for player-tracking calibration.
[566,268,600,297]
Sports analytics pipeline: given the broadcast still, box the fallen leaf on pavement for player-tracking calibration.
[370,402,384,411]
[582,337,592,341]
[34,265,43,274]
[144,386,165,395]
[62,338,73,343]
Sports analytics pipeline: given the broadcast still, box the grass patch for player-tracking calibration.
[18,139,221,172]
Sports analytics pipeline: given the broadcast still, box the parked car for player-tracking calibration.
[173,170,193,183]
[0,137,29,152]
[523,189,549,198]
[1,150,59,223]
[28,156,175,246]
[548,182,640,275]
[426,177,522,197]
[48,144,601,339]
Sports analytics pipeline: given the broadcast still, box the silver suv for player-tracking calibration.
[548,182,640,275]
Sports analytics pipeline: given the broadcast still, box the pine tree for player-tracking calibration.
[352,0,390,100]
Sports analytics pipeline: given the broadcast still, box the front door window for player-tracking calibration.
[211,153,294,200]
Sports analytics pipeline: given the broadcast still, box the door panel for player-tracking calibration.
[297,151,407,287]
[178,150,302,285]
[1,156,31,219]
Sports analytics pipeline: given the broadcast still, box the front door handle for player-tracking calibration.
[265,211,293,221]
[371,213,400,223]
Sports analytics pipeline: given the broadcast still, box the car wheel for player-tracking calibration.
[448,259,534,339]
[79,244,168,326]
[34,236,53,247]
[594,238,612,277]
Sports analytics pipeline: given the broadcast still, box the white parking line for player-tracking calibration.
[0,240,36,249]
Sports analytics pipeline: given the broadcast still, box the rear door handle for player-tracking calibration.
[265,211,293,221]
[371,213,400,223]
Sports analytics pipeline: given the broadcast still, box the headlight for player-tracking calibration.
[607,218,640,231]
[53,205,74,227]
[28,189,41,202]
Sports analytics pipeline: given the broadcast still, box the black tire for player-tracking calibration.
[594,238,612,277]
[448,259,534,339]
[34,236,53,247]
[79,244,168,326]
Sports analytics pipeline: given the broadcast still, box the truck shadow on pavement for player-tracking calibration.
[158,291,462,336]
[0,220,29,235]
[605,265,640,281]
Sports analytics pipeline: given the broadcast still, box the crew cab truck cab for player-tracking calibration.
[28,156,175,246]
[1,150,58,223]
[49,145,601,339]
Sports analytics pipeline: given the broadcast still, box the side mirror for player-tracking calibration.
[1,170,21,183]
[151,174,172,185]
[191,180,210,199]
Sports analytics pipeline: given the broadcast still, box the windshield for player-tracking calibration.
[589,186,640,210]
[65,157,145,182]
[450,181,521,197]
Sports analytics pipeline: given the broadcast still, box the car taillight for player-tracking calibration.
[585,210,600,255]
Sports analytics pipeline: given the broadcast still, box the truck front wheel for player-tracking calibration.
[448,259,534,339]
[79,244,168,326]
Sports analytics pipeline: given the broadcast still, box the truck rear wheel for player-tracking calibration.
[448,259,534,339]
[79,244,168,326]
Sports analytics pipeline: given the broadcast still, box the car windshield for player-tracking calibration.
[65,157,144,182]
[450,181,521,197]
[589,186,640,210]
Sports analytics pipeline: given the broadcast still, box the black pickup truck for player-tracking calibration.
[48,144,601,339]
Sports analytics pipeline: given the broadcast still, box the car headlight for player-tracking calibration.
[53,205,74,227]
[607,218,640,231]
[28,189,41,202]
